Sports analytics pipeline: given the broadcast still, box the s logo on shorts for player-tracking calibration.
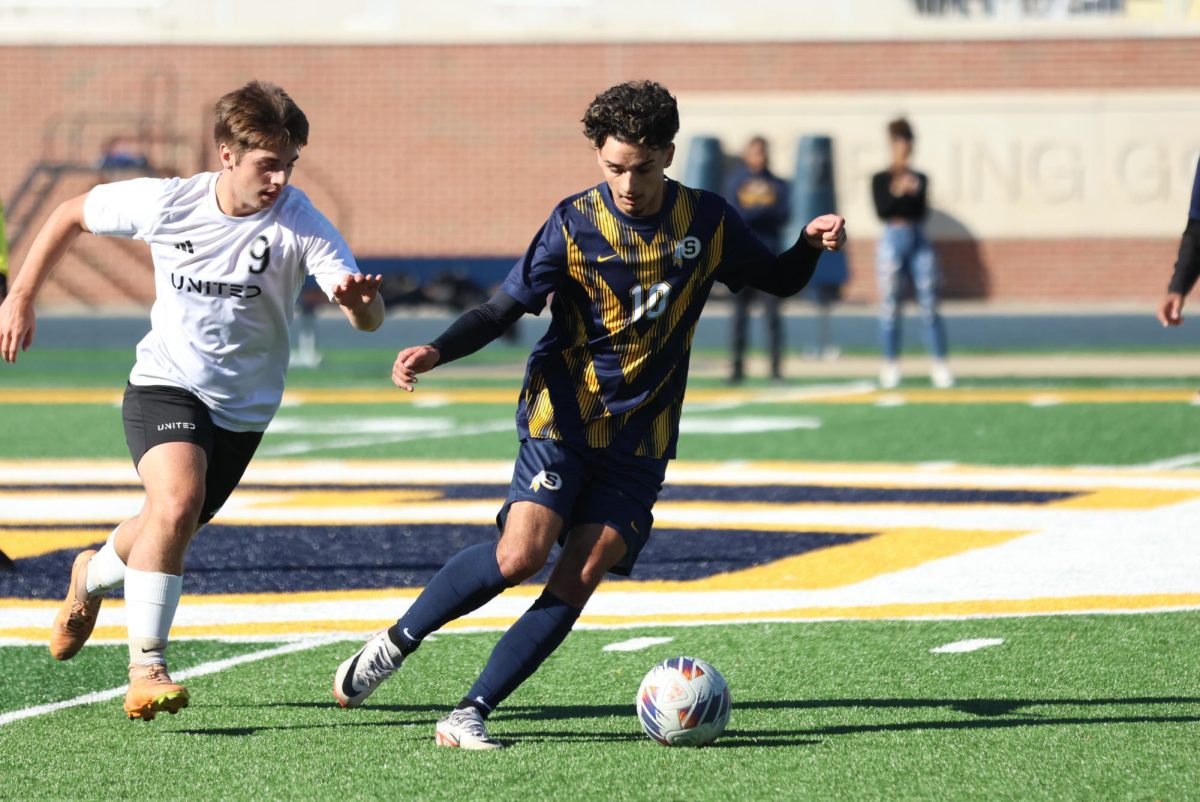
[529,470,562,492]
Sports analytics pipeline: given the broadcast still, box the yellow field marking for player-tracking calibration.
[834,388,1196,405]
[629,528,1029,592]
[1049,487,1200,509]
[574,593,1200,625]
[1,386,1196,406]
[0,529,109,560]
[0,389,123,404]
[251,489,445,508]
[5,593,1198,641]
[0,582,539,610]
[4,485,1188,517]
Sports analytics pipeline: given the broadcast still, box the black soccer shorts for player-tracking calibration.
[122,383,263,525]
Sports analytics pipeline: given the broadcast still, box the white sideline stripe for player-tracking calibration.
[930,638,1005,654]
[602,636,675,652]
[0,637,336,728]
[257,420,511,457]
[0,606,1196,651]
[1132,452,1200,471]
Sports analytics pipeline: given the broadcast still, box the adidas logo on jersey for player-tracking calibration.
[173,241,194,254]
[529,470,562,492]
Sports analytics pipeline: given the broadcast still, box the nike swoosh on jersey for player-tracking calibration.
[596,253,619,263]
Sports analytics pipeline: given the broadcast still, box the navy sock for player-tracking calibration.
[457,590,582,716]
[388,543,510,656]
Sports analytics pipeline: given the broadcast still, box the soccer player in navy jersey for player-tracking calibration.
[333,80,846,749]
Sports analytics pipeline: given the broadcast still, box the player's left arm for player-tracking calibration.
[331,273,385,331]
[298,205,385,332]
[722,211,846,298]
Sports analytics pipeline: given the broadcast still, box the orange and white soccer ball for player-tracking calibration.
[636,656,731,746]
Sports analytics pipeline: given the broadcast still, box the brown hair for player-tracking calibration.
[887,118,914,142]
[213,80,309,159]
[582,80,679,151]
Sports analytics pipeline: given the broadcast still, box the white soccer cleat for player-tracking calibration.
[333,631,404,708]
[930,361,955,389]
[879,362,902,390]
[435,707,504,750]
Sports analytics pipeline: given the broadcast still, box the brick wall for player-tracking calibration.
[1,39,1193,306]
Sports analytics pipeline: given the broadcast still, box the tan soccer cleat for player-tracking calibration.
[125,662,189,721]
[49,550,103,661]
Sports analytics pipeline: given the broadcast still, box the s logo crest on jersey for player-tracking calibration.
[529,470,562,492]
[673,236,702,267]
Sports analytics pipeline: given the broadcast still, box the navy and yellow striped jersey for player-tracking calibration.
[500,178,784,459]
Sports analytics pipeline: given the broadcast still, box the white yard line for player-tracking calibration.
[0,636,337,728]
[685,381,877,414]
[602,636,675,652]
[930,638,1005,654]
[257,420,512,457]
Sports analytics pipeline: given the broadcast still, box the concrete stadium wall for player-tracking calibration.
[2,38,1198,306]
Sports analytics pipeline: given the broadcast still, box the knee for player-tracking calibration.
[546,574,597,609]
[495,541,548,584]
[142,489,205,536]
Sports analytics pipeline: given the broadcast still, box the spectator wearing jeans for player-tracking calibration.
[871,118,953,389]
[725,136,790,382]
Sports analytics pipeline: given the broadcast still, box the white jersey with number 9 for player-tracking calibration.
[84,172,359,431]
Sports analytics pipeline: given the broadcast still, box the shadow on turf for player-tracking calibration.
[169,696,1200,745]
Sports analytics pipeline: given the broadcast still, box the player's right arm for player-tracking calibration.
[0,192,90,363]
[392,209,565,392]
[392,291,528,391]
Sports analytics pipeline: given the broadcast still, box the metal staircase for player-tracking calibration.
[5,71,197,307]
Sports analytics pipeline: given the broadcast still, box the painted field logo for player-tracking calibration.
[529,470,562,492]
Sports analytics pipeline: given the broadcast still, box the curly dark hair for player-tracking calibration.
[582,81,680,150]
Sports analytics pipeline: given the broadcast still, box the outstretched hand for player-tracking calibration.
[0,296,36,364]
[332,273,383,311]
[803,214,847,252]
[1157,293,1185,327]
[392,345,441,392]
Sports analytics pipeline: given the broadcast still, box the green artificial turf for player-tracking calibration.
[1,614,1198,800]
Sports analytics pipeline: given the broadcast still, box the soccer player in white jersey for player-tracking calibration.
[0,81,384,720]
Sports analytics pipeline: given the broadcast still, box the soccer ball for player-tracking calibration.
[636,656,731,746]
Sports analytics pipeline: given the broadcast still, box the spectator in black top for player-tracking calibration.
[871,118,952,389]
[725,136,790,382]
[1157,157,1200,331]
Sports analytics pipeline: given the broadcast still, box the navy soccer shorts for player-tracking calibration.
[497,437,668,576]
[122,383,263,525]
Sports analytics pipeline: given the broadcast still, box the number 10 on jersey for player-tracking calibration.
[630,282,671,323]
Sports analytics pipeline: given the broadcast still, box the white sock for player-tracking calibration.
[124,567,182,666]
[85,530,127,596]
